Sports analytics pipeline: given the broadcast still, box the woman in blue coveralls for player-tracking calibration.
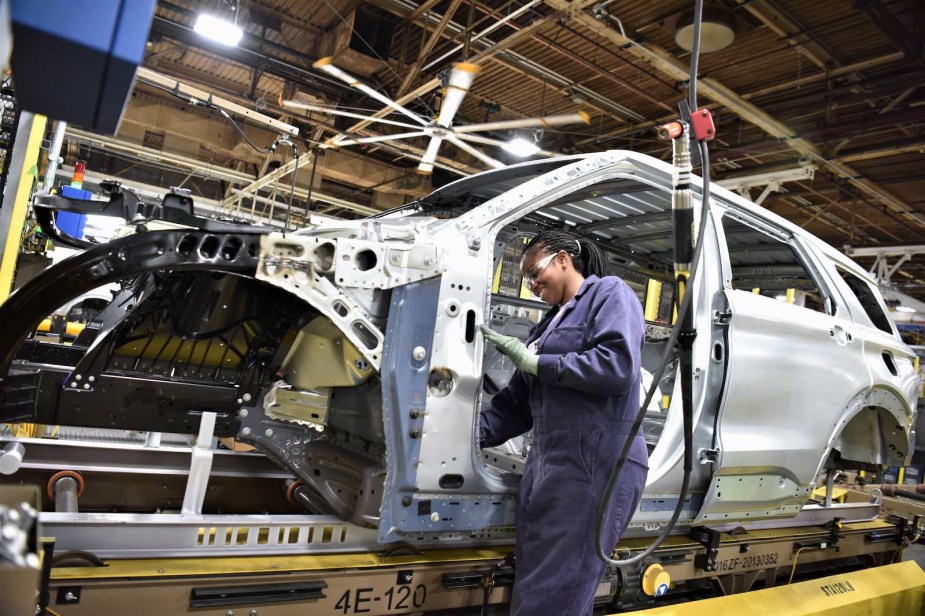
[479,230,649,616]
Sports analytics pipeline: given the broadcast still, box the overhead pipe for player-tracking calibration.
[543,0,925,234]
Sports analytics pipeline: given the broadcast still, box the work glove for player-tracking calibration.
[480,325,539,376]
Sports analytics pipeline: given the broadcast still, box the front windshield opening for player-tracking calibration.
[375,159,578,220]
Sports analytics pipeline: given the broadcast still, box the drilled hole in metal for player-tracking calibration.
[221,236,243,260]
[199,235,220,258]
[177,234,198,257]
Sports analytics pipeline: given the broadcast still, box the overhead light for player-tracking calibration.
[896,306,917,313]
[194,14,243,46]
[503,136,540,157]
[674,6,736,53]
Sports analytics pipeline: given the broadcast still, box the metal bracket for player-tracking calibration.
[236,393,384,528]
[698,448,720,465]
[690,525,721,572]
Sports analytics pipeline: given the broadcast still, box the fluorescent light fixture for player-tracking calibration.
[194,14,243,46]
[895,305,917,313]
[502,136,540,157]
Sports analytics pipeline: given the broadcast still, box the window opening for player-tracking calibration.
[722,216,826,313]
[835,266,893,334]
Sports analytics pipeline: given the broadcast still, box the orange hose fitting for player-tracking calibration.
[657,121,684,141]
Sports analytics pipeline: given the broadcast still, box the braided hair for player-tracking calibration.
[523,230,606,279]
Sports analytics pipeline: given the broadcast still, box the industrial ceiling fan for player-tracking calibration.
[281,57,590,175]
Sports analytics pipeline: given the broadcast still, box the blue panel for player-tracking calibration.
[378,278,517,543]
[55,211,86,239]
[60,186,93,200]
[11,0,120,52]
[378,279,440,543]
[111,0,156,63]
[9,0,156,134]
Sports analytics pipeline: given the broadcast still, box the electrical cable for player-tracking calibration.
[279,141,300,234]
[143,80,275,155]
[137,80,306,226]
[593,0,709,568]
[787,547,811,584]
[216,108,273,154]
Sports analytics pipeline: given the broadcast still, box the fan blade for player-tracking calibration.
[436,63,480,128]
[335,131,430,146]
[280,100,422,129]
[447,135,504,169]
[313,58,427,127]
[417,136,444,174]
[454,111,590,133]
[457,133,556,158]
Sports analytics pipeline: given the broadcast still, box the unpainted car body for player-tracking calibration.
[1,150,917,545]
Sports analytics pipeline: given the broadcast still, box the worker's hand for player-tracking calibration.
[480,325,539,376]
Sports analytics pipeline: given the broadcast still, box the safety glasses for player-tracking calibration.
[521,252,557,289]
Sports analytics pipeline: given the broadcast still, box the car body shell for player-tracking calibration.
[254,150,918,543]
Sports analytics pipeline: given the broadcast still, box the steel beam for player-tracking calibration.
[0,436,289,479]
[397,0,465,96]
[857,0,925,69]
[63,128,376,216]
[544,0,925,235]
[844,244,925,259]
[136,67,298,136]
[732,0,838,70]
[222,151,314,207]
[334,9,558,140]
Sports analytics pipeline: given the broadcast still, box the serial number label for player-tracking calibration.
[820,580,856,596]
[714,553,779,572]
[333,584,427,613]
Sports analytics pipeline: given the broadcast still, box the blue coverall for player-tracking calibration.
[480,275,649,615]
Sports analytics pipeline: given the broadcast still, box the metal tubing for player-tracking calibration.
[0,441,25,475]
[42,120,67,194]
[54,476,79,513]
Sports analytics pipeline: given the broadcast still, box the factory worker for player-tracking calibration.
[480,229,649,616]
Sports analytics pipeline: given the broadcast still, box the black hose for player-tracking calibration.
[593,0,708,567]
[274,138,301,233]
[688,0,704,112]
[593,140,710,567]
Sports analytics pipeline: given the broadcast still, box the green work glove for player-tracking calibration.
[480,325,539,376]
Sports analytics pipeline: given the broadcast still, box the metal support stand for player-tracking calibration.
[41,120,66,194]
[824,469,836,508]
[181,411,216,516]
